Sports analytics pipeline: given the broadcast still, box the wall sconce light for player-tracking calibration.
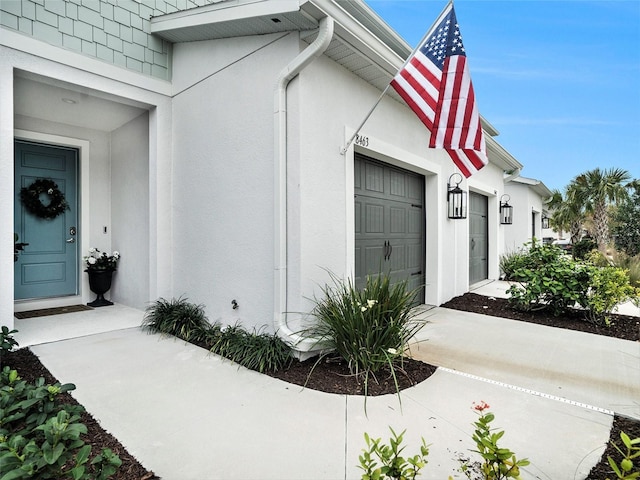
[542,216,550,229]
[500,194,513,225]
[447,173,467,219]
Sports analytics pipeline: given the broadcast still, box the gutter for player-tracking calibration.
[274,16,334,353]
[504,168,521,183]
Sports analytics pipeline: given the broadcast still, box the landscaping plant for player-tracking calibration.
[498,248,529,281]
[142,296,211,343]
[607,430,640,479]
[0,326,19,356]
[209,324,292,373]
[506,242,590,316]
[143,297,292,373]
[582,265,638,326]
[304,272,423,398]
[0,366,121,479]
[572,237,598,260]
[358,403,528,480]
[463,401,529,480]
[358,428,429,480]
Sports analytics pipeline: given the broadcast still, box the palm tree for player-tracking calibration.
[546,187,585,244]
[572,167,631,250]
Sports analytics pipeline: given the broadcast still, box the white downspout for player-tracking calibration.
[274,16,334,352]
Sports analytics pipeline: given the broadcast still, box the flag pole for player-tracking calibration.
[339,0,453,156]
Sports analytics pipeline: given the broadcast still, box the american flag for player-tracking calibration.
[391,3,487,178]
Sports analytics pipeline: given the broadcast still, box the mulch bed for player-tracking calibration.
[441,292,639,342]
[1,348,158,480]
[267,355,437,396]
[4,291,639,479]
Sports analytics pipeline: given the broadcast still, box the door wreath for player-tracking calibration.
[20,178,69,219]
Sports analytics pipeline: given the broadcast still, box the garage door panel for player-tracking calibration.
[408,209,422,234]
[355,155,425,303]
[365,203,385,233]
[389,170,405,198]
[365,162,385,193]
[390,206,405,233]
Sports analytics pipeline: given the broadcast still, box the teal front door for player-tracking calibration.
[14,141,79,300]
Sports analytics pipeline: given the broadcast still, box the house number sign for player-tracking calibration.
[354,134,369,147]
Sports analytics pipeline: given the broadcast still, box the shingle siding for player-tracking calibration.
[1,0,215,80]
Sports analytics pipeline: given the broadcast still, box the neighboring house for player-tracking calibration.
[502,176,552,252]
[2,0,533,353]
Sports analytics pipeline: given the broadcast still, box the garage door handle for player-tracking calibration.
[388,243,392,258]
[383,241,389,260]
[471,238,475,250]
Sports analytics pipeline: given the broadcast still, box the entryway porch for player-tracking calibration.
[12,304,143,348]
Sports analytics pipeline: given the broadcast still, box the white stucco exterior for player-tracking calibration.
[2,0,536,353]
[503,176,552,252]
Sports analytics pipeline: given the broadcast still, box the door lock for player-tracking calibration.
[70,227,76,235]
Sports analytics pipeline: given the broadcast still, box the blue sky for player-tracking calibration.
[365,0,640,191]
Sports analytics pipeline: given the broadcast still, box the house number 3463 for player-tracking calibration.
[355,134,369,147]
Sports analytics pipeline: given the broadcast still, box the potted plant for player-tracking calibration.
[84,248,120,307]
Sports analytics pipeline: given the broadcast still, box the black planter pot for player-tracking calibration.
[86,269,115,307]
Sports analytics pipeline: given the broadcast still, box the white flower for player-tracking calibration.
[367,299,377,308]
[360,306,367,312]
[88,257,96,265]
[387,348,398,355]
[88,247,96,254]
[113,251,120,258]
[47,188,54,194]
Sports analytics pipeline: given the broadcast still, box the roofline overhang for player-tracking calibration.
[485,135,523,173]
[508,176,553,199]
[151,0,514,171]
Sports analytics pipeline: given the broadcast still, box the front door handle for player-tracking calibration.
[66,238,75,243]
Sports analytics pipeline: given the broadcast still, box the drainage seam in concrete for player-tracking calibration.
[440,367,614,416]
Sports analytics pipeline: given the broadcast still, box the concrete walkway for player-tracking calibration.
[12,282,640,480]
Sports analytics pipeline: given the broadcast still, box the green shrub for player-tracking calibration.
[507,245,590,316]
[0,366,121,479]
[572,238,598,260]
[1,326,19,357]
[359,403,529,480]
[608,251,640,288]
[583,265,638,326]
[607,430,640,479]
[142,296,211,343]
[358,428,429,480]
[499,249,528,281]
[143,297,292,374]
[210,324,292,373]
[304,272,423,399]
[465,401,530,479]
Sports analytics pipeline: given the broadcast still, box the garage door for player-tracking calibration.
[354,155,425,303]
[469,191,488,284]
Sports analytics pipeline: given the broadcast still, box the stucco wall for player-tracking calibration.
[503,182,545,252]
[170,33,296,329]
[292,52,507,313]
[111,112,150,309]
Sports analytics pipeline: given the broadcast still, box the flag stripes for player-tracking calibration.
[390,3,487,177]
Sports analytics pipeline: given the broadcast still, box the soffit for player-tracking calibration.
[151,0,403,94]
